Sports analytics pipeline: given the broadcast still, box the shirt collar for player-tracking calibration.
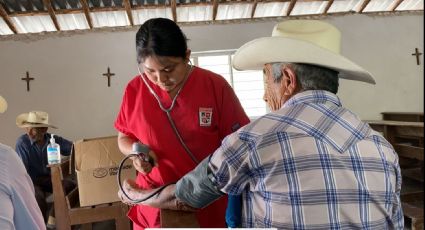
[283,90,342,108]
[275,90,371,153]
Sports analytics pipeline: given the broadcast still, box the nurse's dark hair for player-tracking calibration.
[136,18,188,64]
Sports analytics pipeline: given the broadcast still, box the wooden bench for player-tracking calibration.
[366,119,424,229]
[403,202,424,230]
[49,160,130,230]
[381,112,423,122]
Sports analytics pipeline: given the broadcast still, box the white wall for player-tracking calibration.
[0,13,423,147]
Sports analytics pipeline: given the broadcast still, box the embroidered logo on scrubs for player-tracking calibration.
[199,107,213,126]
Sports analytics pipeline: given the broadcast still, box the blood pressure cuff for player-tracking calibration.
[175,157,224,209]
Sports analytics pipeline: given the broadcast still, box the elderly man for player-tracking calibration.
[119,20,403,229]
[15,111,74,226]
[1,96,45,229]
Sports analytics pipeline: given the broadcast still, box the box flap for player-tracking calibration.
[74,136,124,171]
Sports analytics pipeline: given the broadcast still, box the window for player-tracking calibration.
[191,50,267,119]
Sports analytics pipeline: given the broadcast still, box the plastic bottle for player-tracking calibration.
[47,134,61,164]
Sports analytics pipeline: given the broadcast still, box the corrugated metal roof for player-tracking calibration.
[0,0,423,36]
[254,2,289,18]
[327,0,358,13]
[56,13,89,30]
[397,0,424,10]
[363,0,394,12]
[216,3,252,20]
[291,1,328,15]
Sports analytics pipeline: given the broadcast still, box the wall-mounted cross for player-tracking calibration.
[102,67,115,87]
[21,71,34,92]
[411,48,422,65]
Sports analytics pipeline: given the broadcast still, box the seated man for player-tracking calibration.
[118,20,403,229]
[15,111,74,225]
[1,96,45,229]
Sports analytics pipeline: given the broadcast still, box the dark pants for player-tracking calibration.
[33,176,76,222]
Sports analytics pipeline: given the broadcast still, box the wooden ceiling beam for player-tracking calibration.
[251,0,258,18]
[0,2,18,34]
[212,0,219,20]
[42,0,60,31]
[358,0,370,13]
[79,0,93,29]
[323,0,333,14]
[170,0,177,22]
[286,0,296,16]
[390,0,404,11]
[123,0,134,26]
[213,0,220,21]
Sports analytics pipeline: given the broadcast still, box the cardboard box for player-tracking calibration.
[74,136,136,207]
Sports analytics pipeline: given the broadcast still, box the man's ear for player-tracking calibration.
[281,66,298,96]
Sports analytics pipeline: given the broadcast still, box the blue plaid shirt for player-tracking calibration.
[209,90,403,229]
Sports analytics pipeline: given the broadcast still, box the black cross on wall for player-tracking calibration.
[21,71,34,92]
[412,48,422,65]
[102,67,115,87]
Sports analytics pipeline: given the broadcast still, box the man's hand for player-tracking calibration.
[118,179,197,212]
[132,150,158,175]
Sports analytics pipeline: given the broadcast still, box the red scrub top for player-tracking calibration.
[115,66,250,229]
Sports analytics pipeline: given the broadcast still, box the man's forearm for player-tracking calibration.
[119,157,224,211]
[140,184,195,211]
[119,181,196,212]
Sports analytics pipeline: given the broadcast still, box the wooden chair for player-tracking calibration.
[49,160,130,230]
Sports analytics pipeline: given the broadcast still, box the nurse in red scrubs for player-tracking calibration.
[114,17,249,229]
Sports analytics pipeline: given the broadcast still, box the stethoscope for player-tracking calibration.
[117,61,200,204]
[137,62,200,164]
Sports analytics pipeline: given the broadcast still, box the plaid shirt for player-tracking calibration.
[209,90,403,229]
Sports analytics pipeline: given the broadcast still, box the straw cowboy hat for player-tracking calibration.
[232,20,375,84]
[16,111,57,128]
[0,95,7,113]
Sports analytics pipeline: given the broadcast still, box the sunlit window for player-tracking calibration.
[191,50,267,119]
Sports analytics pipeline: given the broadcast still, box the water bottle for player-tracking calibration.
[47,134,61,164]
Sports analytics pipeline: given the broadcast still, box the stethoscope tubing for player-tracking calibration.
[137,64,200,165]
[117,63,200,203]
[117,154,174,203]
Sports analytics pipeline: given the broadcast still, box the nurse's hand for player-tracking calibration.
[132,150,157,175]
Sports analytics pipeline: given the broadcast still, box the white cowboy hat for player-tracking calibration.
[232,20,375,84]
[16,111,57,128]
[0,95,7,113]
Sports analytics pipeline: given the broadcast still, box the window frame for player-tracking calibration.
[191,49,268,119]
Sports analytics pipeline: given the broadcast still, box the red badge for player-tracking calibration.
[199,107,213,126]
